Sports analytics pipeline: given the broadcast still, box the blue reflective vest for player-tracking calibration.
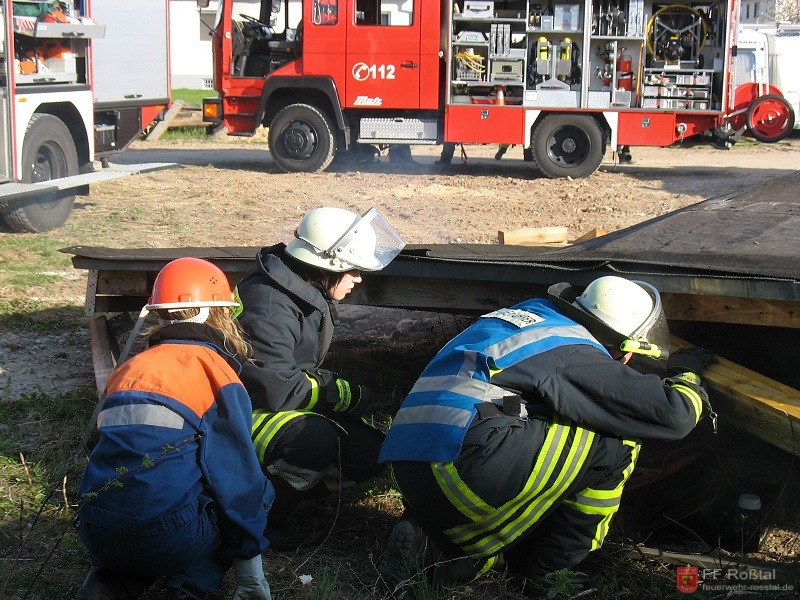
[380,298,610,463]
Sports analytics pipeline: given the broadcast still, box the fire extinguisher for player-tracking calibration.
[538,36,550,60]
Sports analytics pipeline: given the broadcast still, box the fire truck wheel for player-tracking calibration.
[745,94,795,144]
[2,114,79,233]
[268,104,336,172]
[531,114,604,179]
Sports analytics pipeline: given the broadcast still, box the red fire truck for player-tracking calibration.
[0,0,171,233]
[202,0,795,178]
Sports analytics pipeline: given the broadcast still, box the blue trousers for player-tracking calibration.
[76,494,227,598]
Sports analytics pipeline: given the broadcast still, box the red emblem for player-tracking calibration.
[677,565,699,593]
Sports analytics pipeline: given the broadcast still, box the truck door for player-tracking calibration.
[345,0,421,109]
[0,4,12,183]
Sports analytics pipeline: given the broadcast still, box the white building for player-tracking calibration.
[740,0,799,23]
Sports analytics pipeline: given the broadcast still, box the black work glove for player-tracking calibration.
[330,377,371,417]
[664,371,716,432]
[309,369,371,417]
[667,347,717,376]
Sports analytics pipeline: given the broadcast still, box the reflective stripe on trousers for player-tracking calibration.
[251,409,352,493]
[432,418,596,558]
[251,409,308,463]
[562,438,640,551]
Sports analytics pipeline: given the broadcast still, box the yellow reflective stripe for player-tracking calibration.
[252,410,306,463]
[334,379,351,412]
[304,373,321,410]
[443,422,595,558]
[445,419,568,543]
[475,554,503,578]
[672,384,703,423]
[563,440,640,550]
[463,427,595,557]
[232,287,243,319]
[432,463,494,522]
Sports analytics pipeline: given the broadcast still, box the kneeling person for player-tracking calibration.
[75,258,274,600]
[379,276,714,589]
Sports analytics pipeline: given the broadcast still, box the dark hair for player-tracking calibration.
[282,250,344,299]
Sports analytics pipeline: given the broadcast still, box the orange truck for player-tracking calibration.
[0,0,172,233]
[202,0,795,178]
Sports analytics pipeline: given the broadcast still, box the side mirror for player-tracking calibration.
[272,0,281,13]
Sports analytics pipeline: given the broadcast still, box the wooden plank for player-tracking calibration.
[604,543,776,575]
[144,99,185,142]
[672,336,800,457]
[498,226,569,246]
[82,316,117,448]
[88,315,116,399]
[663,294,800,329]
[572,227,608,243]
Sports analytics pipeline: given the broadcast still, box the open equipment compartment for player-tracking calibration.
[447,0,731,110]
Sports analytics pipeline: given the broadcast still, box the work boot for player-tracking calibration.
[388,145,417,164]
[378,519,431,590]
[379,520,483,590]
[75,566,150,600]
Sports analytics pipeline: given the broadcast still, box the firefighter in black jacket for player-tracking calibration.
[378,275,715,591]
[235,207,405,549]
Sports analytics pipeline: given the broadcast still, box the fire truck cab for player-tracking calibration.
[205,0,794,178]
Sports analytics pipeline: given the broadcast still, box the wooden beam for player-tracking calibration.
[82,316,117,448]
[144,99,185,142]
[663,294,800,329]
[672,336,800,457]
[572,227,608,243]
[498,226,569,246]
[605,543,776,575]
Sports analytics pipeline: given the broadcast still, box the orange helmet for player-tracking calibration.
[146,258,237,312]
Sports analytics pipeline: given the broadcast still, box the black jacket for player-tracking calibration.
[236,244,337,412]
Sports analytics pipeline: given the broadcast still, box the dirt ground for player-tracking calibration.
[2,133,800,595]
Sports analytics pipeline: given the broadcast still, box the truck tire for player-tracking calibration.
[745,94,795,143]
[531,114,604,179]
[1,114,79,233]
[268,104,336,172]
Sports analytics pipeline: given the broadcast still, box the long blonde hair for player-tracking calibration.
[150,306,252,359]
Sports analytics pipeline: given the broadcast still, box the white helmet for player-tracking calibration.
[575,276,654,338]
[548,276,670,359]
[286,207,405,272]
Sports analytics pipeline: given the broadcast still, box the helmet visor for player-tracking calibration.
[329,207,405,271]
[623,281,670,360]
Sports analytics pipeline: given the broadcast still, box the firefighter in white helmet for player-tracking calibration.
[75,258,274,600]
[378,275,716,593]
[235,207,405,550]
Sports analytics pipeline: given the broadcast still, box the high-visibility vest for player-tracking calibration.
[380,298,609,463]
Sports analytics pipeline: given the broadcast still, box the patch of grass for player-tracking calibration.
[0,300,84,332]
[159,126,209,142]
[0,236,71,292]
[172,87,218,107]
[0,389,94,599]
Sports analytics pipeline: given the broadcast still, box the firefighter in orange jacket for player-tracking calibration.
[75,258,273,600]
